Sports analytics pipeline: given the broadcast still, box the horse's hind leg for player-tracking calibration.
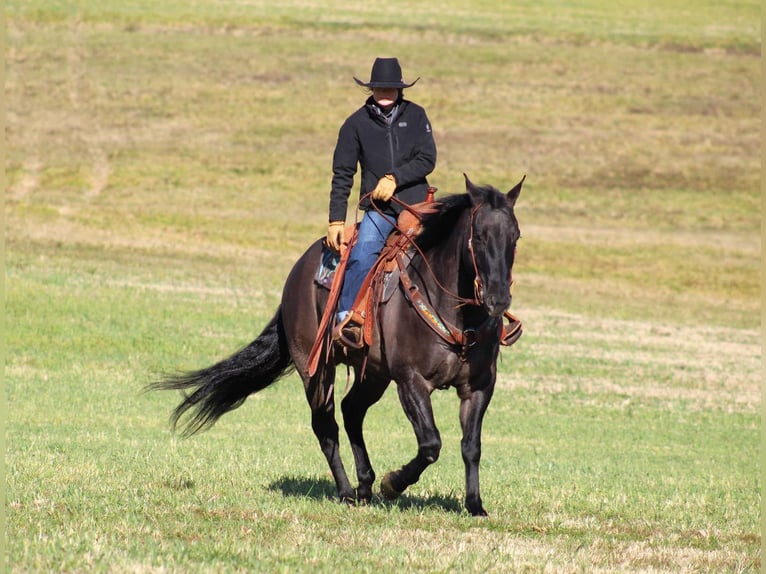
[304,367,355,503]
[380,376,441,500]
[341,374,389,503]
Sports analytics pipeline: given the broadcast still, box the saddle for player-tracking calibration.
[345,204,436,347]
[311,204,434,349]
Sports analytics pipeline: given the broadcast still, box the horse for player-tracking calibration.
[150,174,524,516]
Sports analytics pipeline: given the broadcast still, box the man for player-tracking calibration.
[327,57,437,343]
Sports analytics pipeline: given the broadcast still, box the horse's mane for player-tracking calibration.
[414,184,507,251]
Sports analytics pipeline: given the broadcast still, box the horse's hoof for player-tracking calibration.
[356,486,373,505]
[467,504,488,517]
[380,472,402,500]
[466,495,488,516]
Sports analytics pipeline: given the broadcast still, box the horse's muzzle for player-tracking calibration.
[484,293,511,317]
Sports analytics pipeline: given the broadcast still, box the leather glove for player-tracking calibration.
[326,221,345,252]
[371,174,397,201]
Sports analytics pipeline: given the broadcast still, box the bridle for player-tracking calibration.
[466,203,486,305]
[466,202,516,307]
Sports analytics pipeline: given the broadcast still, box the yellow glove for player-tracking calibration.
[326,221,345,252]
[371,174,397,201]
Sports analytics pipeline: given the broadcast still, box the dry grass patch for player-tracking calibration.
[499,309,760,413]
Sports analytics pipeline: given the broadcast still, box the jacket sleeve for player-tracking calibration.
[391,107,436,187]
[329,119,360,222]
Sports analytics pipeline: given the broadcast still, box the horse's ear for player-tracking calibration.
[464,173,483,204]
[507,174,526,206]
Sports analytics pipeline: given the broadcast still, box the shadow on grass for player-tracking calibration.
[268,475,463,514]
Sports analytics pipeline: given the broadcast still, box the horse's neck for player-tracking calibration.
[416,211,483,324]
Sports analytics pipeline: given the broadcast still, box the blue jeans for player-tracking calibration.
[338,210,395,316]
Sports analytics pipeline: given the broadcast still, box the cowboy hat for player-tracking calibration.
[353,57,420,89]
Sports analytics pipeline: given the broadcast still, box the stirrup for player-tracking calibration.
[332,315,365,349]
[500,312,523,347]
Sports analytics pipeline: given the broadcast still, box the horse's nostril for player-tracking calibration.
[485,294,511,317]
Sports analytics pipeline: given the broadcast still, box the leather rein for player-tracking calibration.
[369,195,522,359]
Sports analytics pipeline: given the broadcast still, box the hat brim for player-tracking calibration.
[353,76,420,89]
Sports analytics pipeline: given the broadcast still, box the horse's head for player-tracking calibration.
[464,174,524,317]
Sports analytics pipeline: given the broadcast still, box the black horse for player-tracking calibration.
[151,174,524,516]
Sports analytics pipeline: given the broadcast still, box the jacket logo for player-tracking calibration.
[425,122,432,133]
[398,122,407,127]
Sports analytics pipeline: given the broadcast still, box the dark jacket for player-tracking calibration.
[329,96,437,222]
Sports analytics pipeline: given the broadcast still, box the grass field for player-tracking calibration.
[6,1,761,572]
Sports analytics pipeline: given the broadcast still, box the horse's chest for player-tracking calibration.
[426,354,472,390]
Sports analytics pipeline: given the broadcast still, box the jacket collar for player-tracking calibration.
[366,96,406,124]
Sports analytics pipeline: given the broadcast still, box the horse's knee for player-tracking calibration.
[420,439,442,464]
[461,439,481,464]
[311,410,338,438]
[340,395,356,421]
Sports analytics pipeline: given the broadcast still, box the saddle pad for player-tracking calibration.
[380,267,399,303]
[315,246,340,289]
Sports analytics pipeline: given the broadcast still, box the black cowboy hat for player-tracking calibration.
[353,57,420,89]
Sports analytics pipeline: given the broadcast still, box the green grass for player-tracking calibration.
[6,0,760,571]
[7,259,760,570]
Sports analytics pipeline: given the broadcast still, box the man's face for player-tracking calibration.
[372,87,398,109]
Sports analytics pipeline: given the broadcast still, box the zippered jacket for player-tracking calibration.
[329,96,437,222]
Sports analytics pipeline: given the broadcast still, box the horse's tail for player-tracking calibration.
[148,307,294,437]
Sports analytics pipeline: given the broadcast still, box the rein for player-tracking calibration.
[365,194,521,359]
[367,194,481,308]
[395,251,521,359]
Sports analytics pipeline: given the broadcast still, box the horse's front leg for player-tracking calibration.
[459,383,495,516]
[380,376,441,500]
